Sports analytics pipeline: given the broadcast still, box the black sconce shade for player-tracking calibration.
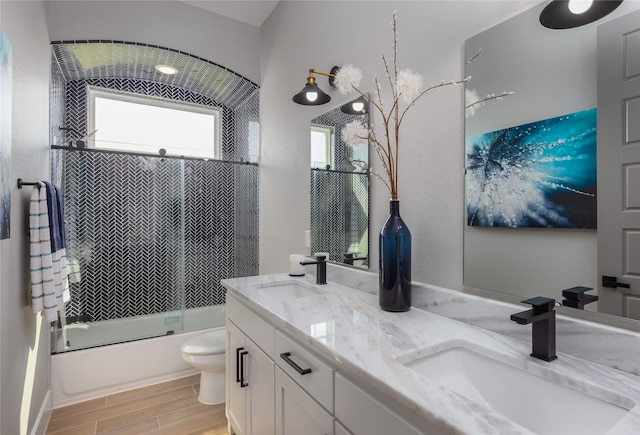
[292,66,340,106]
[293,80,332,105]
[340,96,368,115]
[540,0,624,29]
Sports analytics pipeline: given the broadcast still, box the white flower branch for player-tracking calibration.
[335,12,512,199]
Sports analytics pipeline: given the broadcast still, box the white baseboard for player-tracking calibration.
[30,389,52,435]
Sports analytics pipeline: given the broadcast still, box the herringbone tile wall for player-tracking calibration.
[56,150,259,324]
[310,169,368,263]
[50,41,259,341]
[309,105,369,265]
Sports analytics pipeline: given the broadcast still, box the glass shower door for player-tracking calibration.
[52,150,185,353]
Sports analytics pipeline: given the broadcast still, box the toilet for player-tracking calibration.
[181,329,226,405]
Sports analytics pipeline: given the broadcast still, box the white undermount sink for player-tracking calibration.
[256,280,325,299]
[403,345,632,434]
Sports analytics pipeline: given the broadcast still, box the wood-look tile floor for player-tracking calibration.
[46,374,229,435]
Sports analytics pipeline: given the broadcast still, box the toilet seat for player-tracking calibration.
[181,330,225,355]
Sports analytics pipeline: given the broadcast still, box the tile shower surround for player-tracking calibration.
[310,109,369,264]
[50,41,259,326]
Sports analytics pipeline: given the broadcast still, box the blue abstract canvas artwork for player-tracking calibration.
[466,108,597,229]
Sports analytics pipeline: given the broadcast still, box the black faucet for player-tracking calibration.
[343,252,368,265]
[561,286,598,309]
[510,296,557,362]
[300,255,327,285]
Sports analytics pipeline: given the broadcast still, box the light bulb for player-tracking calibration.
[568,0,593,14]
[155,64,178,75]
[352,102,364,112]
[306,92,318,102]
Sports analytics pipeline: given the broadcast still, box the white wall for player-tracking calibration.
[46,0,261,83]
[259,0,542,290]
[0,1,52,434]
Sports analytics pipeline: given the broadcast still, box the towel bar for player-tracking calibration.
[17,178,41,189]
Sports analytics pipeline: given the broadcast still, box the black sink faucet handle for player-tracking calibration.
[521,296,556,313]
[561,286,597,309]
[562,286,594,301]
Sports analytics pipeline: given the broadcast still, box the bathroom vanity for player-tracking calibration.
[222,274,640,434]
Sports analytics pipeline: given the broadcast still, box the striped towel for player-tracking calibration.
[29,182,69,322]
[44,182,70,304]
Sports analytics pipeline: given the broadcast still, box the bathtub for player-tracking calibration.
[50,305,226,408]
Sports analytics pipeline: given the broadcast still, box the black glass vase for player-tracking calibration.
[379,200,412,312]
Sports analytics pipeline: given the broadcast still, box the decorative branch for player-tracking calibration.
[334,11,512,199]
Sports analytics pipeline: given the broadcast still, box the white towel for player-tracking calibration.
[29,182,68,322]
[51,245,70,305]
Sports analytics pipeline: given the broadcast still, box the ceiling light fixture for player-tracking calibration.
[292,66,340,106]
[540,0,623,29]
[155,64,179,75]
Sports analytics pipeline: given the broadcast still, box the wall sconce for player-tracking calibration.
[340,96,368,115]
[292,66,340,106]
[540,0,623,29]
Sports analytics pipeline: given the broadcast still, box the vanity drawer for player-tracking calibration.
[274,330,334,411]
[226,294,275,359]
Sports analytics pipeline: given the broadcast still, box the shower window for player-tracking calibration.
[87,87,221,158]
[311,125,333,169]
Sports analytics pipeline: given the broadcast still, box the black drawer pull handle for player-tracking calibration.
[235,347,244,383]
[240,350,249,388]
[280,352,312,375]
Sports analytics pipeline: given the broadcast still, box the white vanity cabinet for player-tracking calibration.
[226,296,275,435]
[274,367,334,434]
[225,292,429,435]
[274,330,335,435]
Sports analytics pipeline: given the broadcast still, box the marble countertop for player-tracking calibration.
[222,273,640,434]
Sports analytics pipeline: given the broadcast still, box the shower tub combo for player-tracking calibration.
[48,41,261,409]
[50,305,225,408]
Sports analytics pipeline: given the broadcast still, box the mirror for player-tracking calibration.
[309,97,370,268]
[464,1,639,322]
